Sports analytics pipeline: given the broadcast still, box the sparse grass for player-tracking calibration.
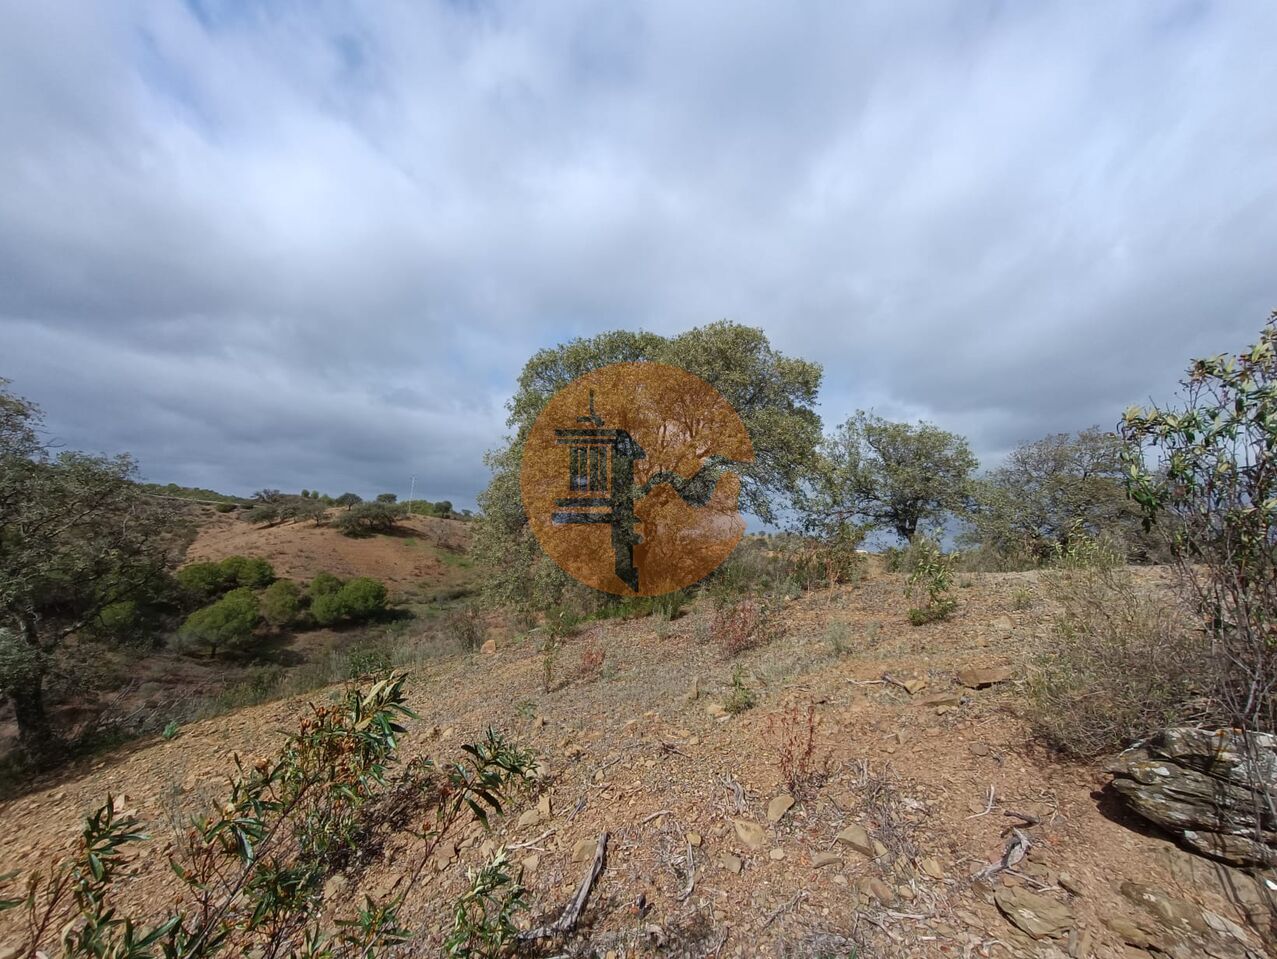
[1010,586,1034,610]
[824,622,852,656]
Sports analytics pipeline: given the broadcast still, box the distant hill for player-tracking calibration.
[139,481,244,505]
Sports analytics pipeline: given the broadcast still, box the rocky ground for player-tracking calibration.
[2,567,1274,957]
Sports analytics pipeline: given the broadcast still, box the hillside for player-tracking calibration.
[1,567,1271,958]
[183,511,476,602]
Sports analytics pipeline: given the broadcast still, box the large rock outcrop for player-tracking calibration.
[1108,727,1277,866]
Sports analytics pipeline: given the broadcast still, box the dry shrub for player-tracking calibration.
[1026,564,1208,757]
[444,605,485,652]
[711,597,782,656]
[766,702,830,799]
[576,641,605,682]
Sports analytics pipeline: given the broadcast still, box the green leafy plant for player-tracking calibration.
[0,675,537,957]
[1121,313,1277,737]
[905,539,957,625]
[443,848,528,958]
[311,577,388,627]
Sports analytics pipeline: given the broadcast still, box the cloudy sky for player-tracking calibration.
[3,1,1275,512]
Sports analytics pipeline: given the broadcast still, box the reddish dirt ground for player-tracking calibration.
[2,566,1273,957]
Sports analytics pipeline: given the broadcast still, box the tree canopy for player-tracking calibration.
[474,322,823,609]
[965,427,1140,562]
[0,380,176,757]
[802,411,977,543]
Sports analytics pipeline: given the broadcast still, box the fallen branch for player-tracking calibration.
[519,831,609,941]
[676,835,696,902]
[639,809,672,825]
[1002,809,1040,827]
[964,785,997,819]
[761,891,807,929]
[509,828,556,850]
[973,828,1031,881]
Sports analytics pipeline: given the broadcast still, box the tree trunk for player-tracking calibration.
[11,673,60,764]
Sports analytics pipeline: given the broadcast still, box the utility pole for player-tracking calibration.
[408,475,415,516]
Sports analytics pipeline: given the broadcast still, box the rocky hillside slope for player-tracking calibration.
[2,569,1273,958]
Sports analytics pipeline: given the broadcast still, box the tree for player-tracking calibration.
[335,492,363,509]
[176,561,231,603]
[375,492,397,503]
[475,322,823,609]
[0,381,176,758]
[260,579,301,628]
[253,489,283,504]
[177,587,260,657]
[803,411,977,542]
[965,427,1144,563]
[219,555,275,589]
[243,503,282,527]
[336,501,404,536]
[434,500,454,518]
[1121,313,1277,736]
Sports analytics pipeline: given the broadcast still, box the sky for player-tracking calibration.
[2,1,1275,514]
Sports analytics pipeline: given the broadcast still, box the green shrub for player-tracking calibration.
[260,579,302,628]
[444,849,528,958]
[339,577,388,620]
[243,503,281,526]
[310,571,343,597]
[214,502,237,513]
[219,555,275,589]
[904,538,957,625]
[176,561,230,603]
[311,577,388,626]
[177,587,260,657]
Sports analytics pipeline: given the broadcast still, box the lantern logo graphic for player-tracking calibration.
[520,362,753,596]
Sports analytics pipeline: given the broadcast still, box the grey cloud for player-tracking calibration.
[2,1,1275,511]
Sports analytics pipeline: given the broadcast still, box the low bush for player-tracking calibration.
[444,606,486,652]
[219,555,276,589]
[312,576,388,627]
[712,596,783,656]
[904,539,957,625]
[176,561,231,603]
[1025,564,1206,757]
[176,587,260,657]
[723,666,757,715]
[576,641,606,682]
